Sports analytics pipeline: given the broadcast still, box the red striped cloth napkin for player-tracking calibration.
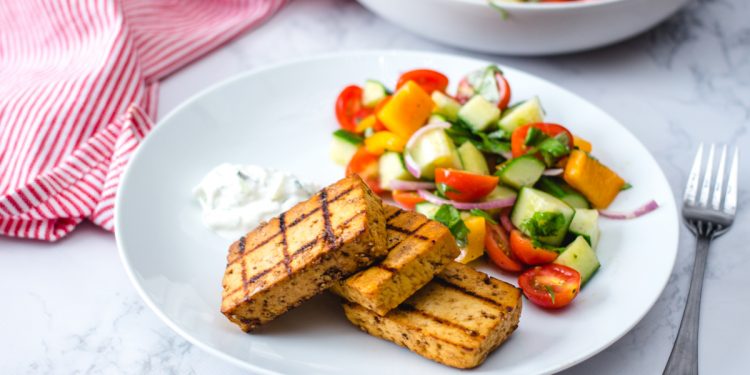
[0,0,286,241]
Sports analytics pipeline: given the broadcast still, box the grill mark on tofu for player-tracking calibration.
[400,304,484,339]
[278,212,292,275]
[376,264,397,273]
[386,208,405,221]
[226,186,354,266]
[238,236,248,297]
[320,188,335,246]
[292,236,321,256]
[226,209,368,297]
[385,306,476,351]
[386,221,430,241]
[434,278,504,310]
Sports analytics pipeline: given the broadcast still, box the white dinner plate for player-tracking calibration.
[116,51,678,374]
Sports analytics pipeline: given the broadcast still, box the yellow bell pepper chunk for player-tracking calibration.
[456,216,486,264]
[364,131,407,155]
[563,150,625,209]
[377,81,434,139]
[573,135,592,153]
[355,114,378,133]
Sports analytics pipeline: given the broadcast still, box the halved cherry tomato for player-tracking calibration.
[495,72,511,110]
[518,264,581,309]
[336,85,372,132]
[392,190,425,210]
[434,168,499,202]
[485,222,524,272]
[511,123,575,158]
[509,230,559,265]
[346,147,383,194]
[455,77,474,104]
[454,71,511,109]
[396,69,449,94]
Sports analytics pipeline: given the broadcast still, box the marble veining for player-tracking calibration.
[1,0,748,373]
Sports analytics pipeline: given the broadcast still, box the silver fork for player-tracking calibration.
[663,143,739,375]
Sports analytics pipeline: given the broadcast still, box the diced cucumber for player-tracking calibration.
[408,128,463,179]
[458,142,489,175]
[458,95,501,132]
[511,187,575,246]
[554,236,600,286]
[362,79,388,108]
[431,91,461,122]
[483,185,517,216]
[415,202,441,220]
[429,114,447,123]
[498,96,544,133]
[496,155,545,190]
[330,130,363,166]
[568,208,600,249]
[379,152,413,190]
[537,177,590,209]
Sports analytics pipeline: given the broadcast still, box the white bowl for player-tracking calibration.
[357,0,690,55]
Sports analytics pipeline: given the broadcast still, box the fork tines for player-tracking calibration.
[684,143,739,215]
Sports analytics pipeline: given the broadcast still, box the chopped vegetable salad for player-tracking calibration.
[329,66,657,309]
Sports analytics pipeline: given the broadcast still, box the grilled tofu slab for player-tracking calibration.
[221,175,387,332]
[331,205,459,315]
[343,261,522,369]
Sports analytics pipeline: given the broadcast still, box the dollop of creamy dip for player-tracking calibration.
[194,164,317,239]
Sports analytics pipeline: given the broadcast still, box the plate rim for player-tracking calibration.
[115,49,679,375]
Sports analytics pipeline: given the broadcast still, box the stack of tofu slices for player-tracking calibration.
[221,175,522,369]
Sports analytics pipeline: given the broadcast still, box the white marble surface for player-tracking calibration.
[1,0,748,373]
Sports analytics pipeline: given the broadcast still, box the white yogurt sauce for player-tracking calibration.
[193,163,317,239]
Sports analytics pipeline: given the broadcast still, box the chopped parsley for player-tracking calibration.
[524,127,546,146]
[536,133,571,166]
[434,204,469,247]
[446,122,510,156]
[520,128,571,167]
[621,182,633,191]
[435,183,459,199]
[521,211,565,238]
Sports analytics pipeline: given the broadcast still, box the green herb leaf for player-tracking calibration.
[487,0,509,20]
[537,133,571,166]
[487,129,507,140]
[521,211,565,238]
[531,238,566,254]
[434,204,469,246]
[436,183,459,198]
[333,129,364,145]
[621,182,633,191]
[524,127,546,146]
[543,285,556,304]
[469,209,497,224]
[446,122,510,156]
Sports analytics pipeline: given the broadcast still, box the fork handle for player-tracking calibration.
[663,235,711,375]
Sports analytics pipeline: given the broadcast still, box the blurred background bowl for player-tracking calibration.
[357,0,690,55]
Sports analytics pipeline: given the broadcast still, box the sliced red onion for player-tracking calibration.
[404,122,452,179]
[500,150,513,160]
[500,213,514,233]
[599,200,659,220]
[405,122,452,149]
[543,168,564,176]
[404,154,422,179]
[417,190,516,210]
[389,180,436,191]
